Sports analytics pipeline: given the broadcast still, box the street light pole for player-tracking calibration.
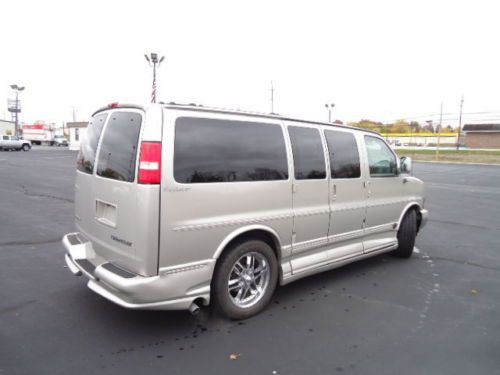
[325,103,335,123]
[144,53,165,103]
[9,84,25,137]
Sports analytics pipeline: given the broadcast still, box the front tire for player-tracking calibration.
[22,144,30,151]
[393,209,417,258]
[212,239,278,319]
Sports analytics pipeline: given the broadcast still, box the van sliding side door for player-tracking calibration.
[324,129,366,261]
[287,123,330,274]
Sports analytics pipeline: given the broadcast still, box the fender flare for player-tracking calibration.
[212,224,283,260]
[396,201,423,230]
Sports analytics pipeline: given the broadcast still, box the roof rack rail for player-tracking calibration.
[161,102,380,135]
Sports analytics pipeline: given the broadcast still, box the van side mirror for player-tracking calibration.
[400,156,412,175]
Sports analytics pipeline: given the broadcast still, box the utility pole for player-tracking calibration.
[325,103,335,123]
[435,102,443,161]
[456,95,464,150]
[145,53,165,103]
[270,81,274,114]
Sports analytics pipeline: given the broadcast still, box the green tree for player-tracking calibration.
[390,119,410,133]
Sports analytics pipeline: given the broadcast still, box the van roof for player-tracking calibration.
[92,102,380,136]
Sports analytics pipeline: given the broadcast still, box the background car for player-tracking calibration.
[0,135,31,151]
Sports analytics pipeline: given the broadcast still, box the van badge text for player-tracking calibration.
[111,235,132,247]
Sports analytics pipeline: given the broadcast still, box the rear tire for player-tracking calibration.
[212,239,278,320]
[393,209,417,258]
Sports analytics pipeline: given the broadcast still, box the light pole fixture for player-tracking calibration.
[145,53,165,103]
[9,84,25,136]
[325,103,335,123]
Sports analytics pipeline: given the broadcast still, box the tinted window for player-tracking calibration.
[324,130,361,179]
[174,117,288,183]
[76,114,107,174]
[364,136,397,177]
[96,112,142,182]
[3,136,9,140]
[288,126,326,179]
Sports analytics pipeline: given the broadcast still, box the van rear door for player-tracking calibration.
[74,107,161,276]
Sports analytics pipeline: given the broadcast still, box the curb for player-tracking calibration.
[415,160,500,167]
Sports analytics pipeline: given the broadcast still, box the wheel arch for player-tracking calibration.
[212,225,283,263]
[397,202,423,232]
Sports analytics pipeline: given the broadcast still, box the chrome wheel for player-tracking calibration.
[228,252,270,308]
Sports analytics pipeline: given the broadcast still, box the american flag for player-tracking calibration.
[151,77,157,103]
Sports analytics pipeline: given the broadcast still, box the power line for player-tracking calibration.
[383,110,500,123]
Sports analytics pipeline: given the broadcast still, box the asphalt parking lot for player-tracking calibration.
[1,148,499,375]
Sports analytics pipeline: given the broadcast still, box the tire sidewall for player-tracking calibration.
[213,240,278,319]
[394,209,417,257]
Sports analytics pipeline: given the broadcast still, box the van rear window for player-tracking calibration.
[96,112,142,182]
[76,113,108,174]
[174,117,288,183]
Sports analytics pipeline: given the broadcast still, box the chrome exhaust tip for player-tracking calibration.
[188,302,201,316]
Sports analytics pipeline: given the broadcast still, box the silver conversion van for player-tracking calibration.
[63,103,428,319]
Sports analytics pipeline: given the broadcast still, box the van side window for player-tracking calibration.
[324,130,361,179]
[364,136,397,177]
[76,114,107,174]
[3,136,9,140]
[174,117,288,183]
[96,112,142,182]
[288,126,326,180]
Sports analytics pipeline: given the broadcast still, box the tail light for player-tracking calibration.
[138,141,162,184]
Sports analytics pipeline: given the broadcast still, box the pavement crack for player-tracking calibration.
[0,238,61,247]
[417,255,500,272]
[428,218,499,231]
[18,184,73,203]
[0,300,37,315]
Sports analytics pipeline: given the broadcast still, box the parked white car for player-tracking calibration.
[0,135,31,151]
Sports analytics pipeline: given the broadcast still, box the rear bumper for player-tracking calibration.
[419,208,429,230]
[62,233,215,311]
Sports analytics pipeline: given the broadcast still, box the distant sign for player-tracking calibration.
[7,99,21,113]
[23,124,45,130]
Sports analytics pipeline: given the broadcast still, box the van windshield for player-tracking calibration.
[76,113,108,174]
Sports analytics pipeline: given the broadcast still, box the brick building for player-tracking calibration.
[463,124,500,149]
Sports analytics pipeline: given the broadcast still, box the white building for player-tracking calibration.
[0,119,15,135]
[66,122,88,151]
